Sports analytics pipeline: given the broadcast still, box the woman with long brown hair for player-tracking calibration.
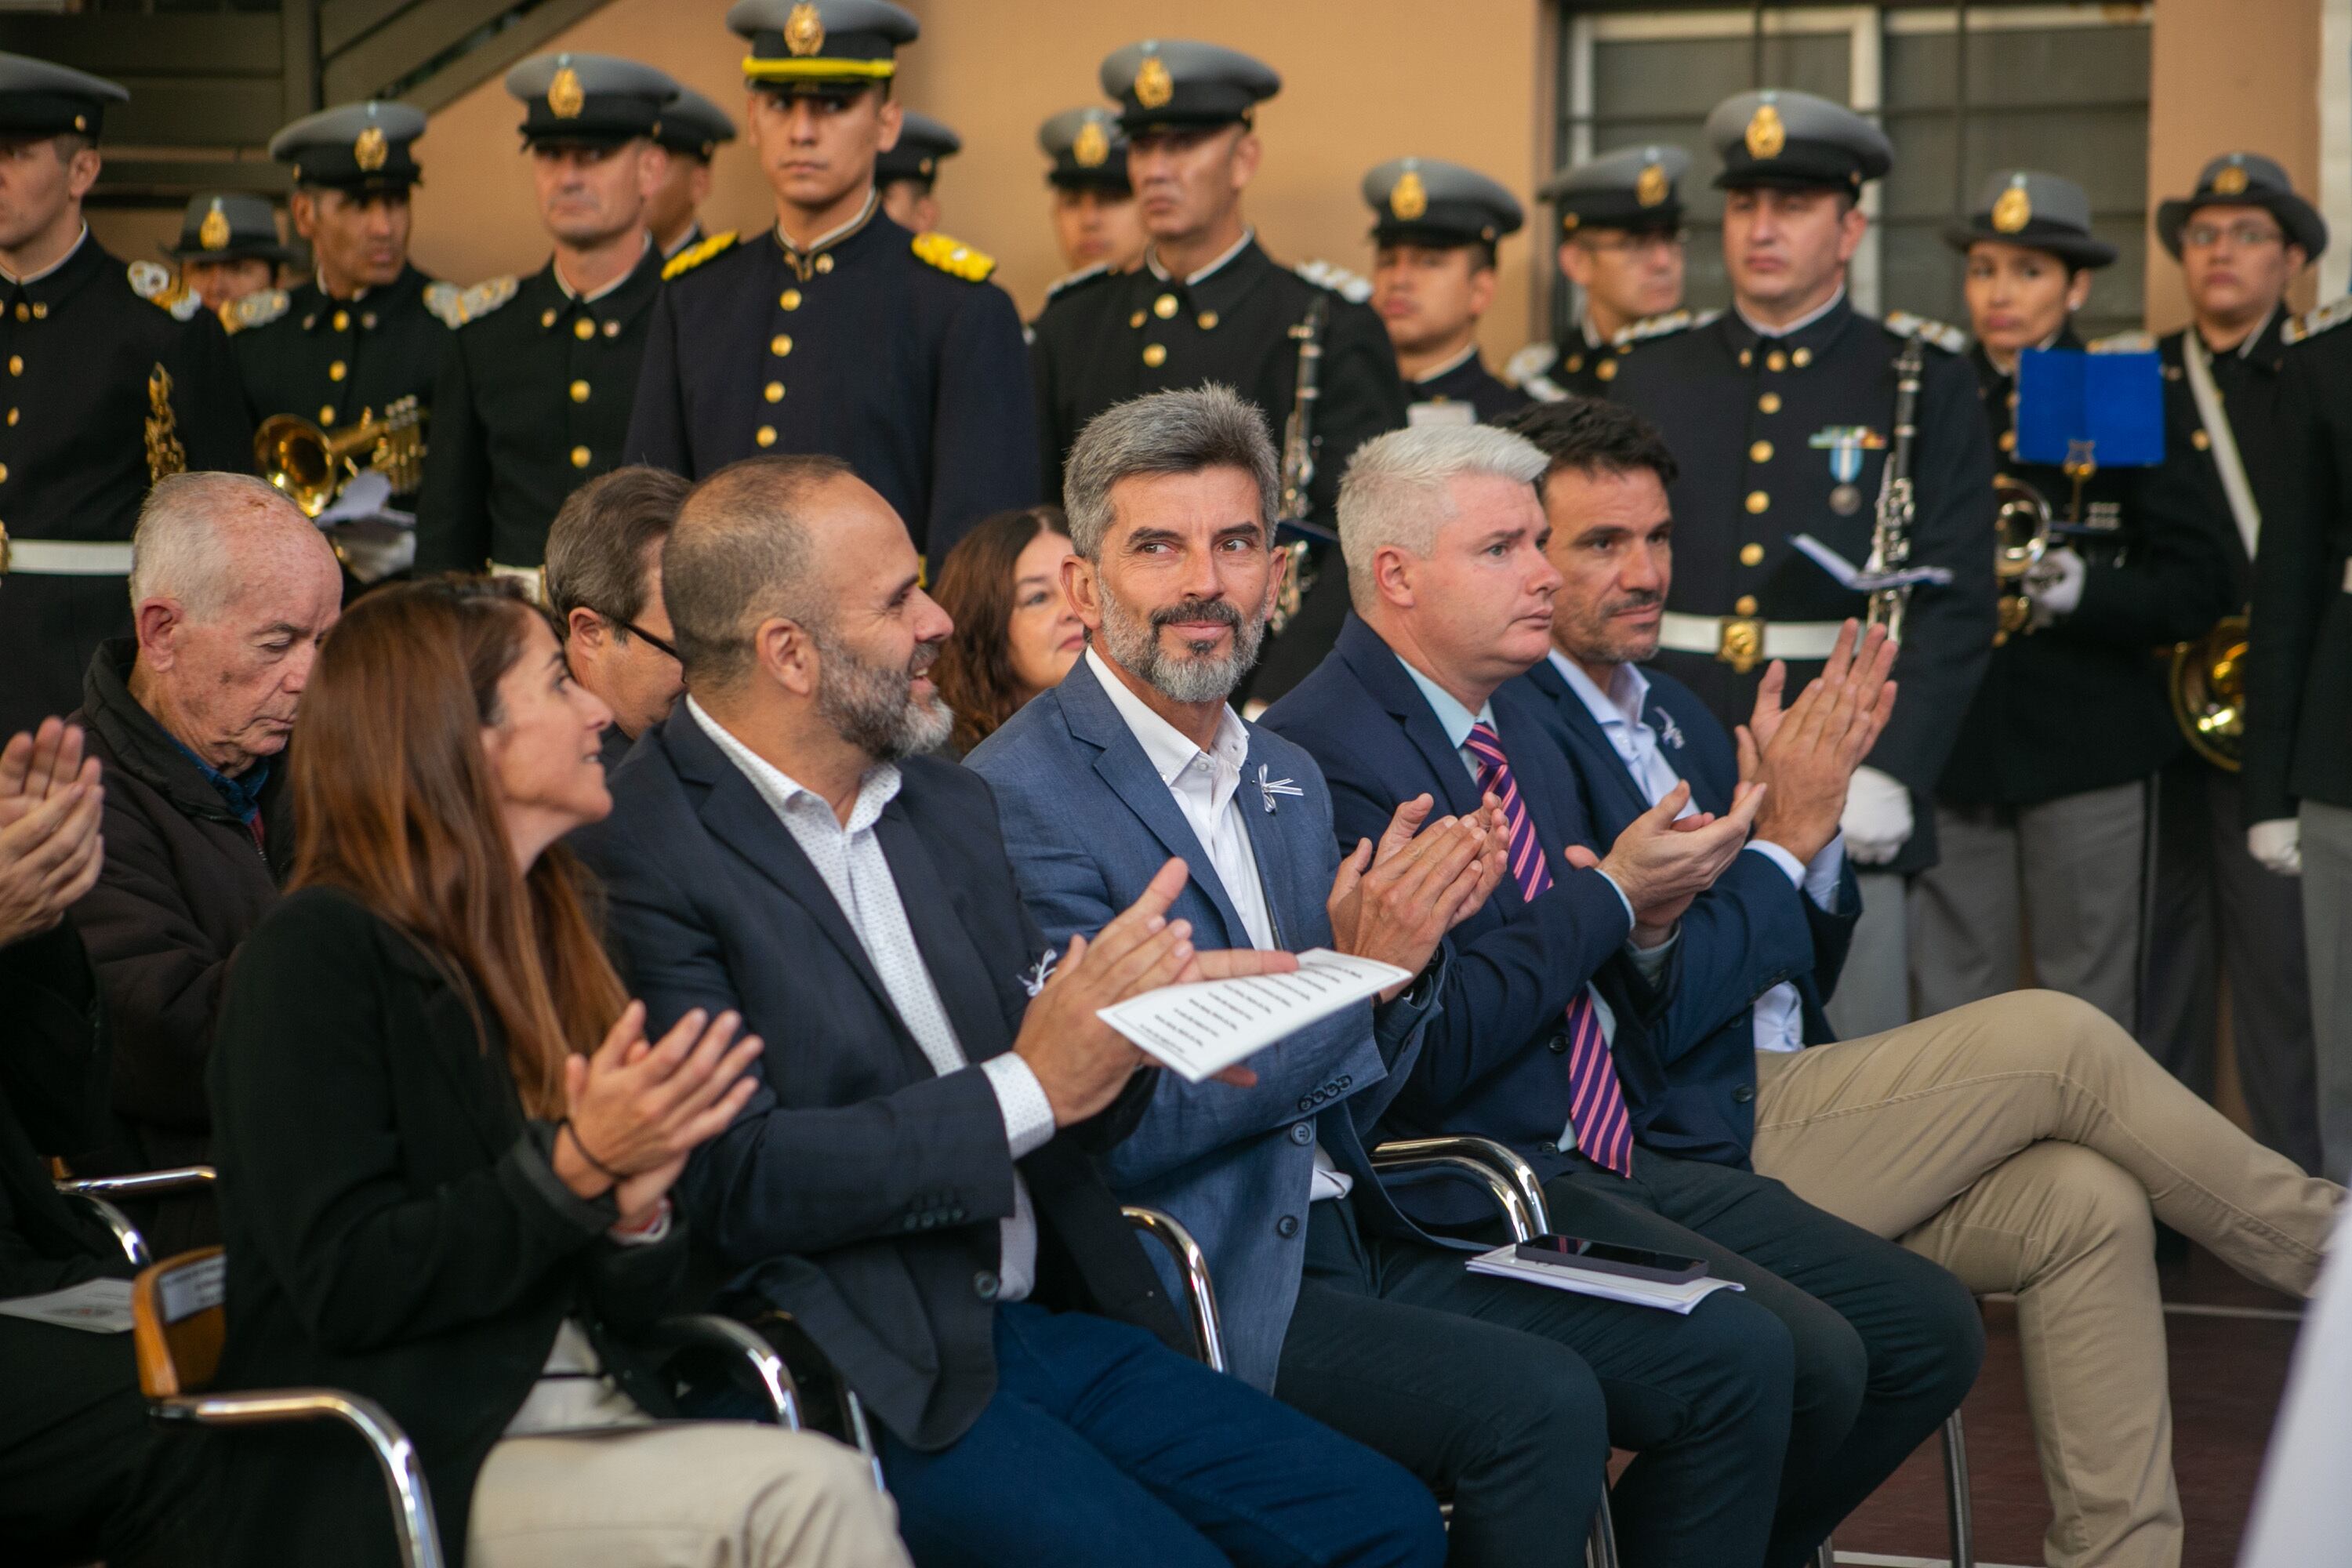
[931,506,1084,756]
[200,577,909,1568]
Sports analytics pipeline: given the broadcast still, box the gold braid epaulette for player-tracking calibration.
[911,231,995,282]
[662,230,739,281]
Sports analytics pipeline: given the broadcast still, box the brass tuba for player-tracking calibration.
[254,396,426,517]
[2170,614,2249,771]
[1992,475,2053,641]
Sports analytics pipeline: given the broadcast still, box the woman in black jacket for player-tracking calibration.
[201,578,909,1568]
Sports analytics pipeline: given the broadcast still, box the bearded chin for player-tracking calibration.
[1099,591,1265,706]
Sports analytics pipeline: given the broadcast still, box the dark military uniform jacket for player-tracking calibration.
[1406,344,1530,425]
[225,262,458,503]
[0,234,251,737]
[1938,333,2234,808]
[1608,295,1998,873]
[414,244,666,573]
[1509,312,1717,405]
[2247,300,2352,822]
[623,205,1037,561]
[2153,309,2298,604]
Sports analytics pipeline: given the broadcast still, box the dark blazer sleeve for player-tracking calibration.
[410,328,492,575]
[2245,352,2334,825]
[927,282,1039,559]
[208,894,616,1355]
[621,285,691,475]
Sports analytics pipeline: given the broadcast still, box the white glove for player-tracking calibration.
[1840,766,1915,866]
[2024,546,2086,630]
[2249,818,2304,876]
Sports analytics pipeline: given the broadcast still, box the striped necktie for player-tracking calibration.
[1464,720,1634,1177]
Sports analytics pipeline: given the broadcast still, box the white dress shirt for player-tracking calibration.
[1546,650,1845,1054]
[1087,652,1353,1202]
[688,699,1055,1298]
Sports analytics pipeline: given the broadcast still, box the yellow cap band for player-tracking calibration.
[742,56,896,82]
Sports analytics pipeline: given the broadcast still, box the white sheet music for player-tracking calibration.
[1465,1244,1745,1315]
[0,1276,135,1334]
[1097,948,1412,1083]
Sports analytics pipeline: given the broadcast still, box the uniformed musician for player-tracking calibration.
[1028,38,1407,700]
[1037,104,1142,278]
[164,191,295,313]
[2141,151,2325,1172]
[413,53,680,583]
[0,52,249,739]
[1910,170,2234,1033]
[1510,145,1697,403]
[224,100,463,531]
[624,0,1036,561]
[877,108,956,234]
[1606,88,1998,1038]
[648,85,737,261]
[1361,158,1530,426]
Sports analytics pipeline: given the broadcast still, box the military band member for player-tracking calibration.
[648,85,738,260]
[1910,171,2234,1032]
[163,191,295,313]
[1606,89,1998,1038]
[0,53,249,739]
[1510,145,1698,403]
[1038,104,1142,278]
[624,0,1035,561]
[2142,151,2325,1172]
[1029,39,1407,700]
[413,53,679,583]
[877,108,956,234]
[225,100,461,524]
[1362,158,1529,425]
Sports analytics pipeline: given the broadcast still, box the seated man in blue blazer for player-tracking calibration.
[973,387,1802,1568]
[572,452,1445,1568]
[1504,395,2344,1568]
[1259,422,1986,1568]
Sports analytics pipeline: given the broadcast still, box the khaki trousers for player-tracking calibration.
[469,1421,910,1568]
[1751,991,2342,1568]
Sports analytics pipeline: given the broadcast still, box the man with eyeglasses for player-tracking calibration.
[2141,152,2325,1174]
[1508,145,1700,403]
[544,465,689,770]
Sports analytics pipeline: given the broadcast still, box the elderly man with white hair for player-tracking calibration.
[65,472,343,1247]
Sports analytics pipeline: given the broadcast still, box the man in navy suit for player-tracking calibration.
[574,452,1444,1568]
[974,387,1804,1567]
[1505,394,2344,1568]
[1261,422,1987,1568]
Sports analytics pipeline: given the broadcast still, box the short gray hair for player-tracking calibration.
[545,466,691,629]
[129,472,319,619]
[1336,424,1548,607]
[1061,384,1279,561]
[662,454,851,688]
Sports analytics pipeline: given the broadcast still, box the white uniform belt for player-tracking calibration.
[4,538,136,576]
[487,561,546,603]
[1658,610,1842,662]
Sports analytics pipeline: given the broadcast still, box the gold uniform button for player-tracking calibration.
[779,289,802,311]
[1792,347,1812,368]
[1595,358,1617,382]
[332,310,349,332]
[815,253,834,274]
[1129,310,1146,329]
[755,425,777,448]
[2008,392,2020,410]
[541,307,558,328]
[328,361,347,381]
[6,408,16,426]
[0,462,9,483]
[1153,293,1179,319]
[1744,493,1769,516]
[604,320,619,337]
[11,303,23,322]
[2191,429,2212,451]
[1739,350,1752,368]
[29,302,42,319]
[1749,440,1773,464]
[1143,343,1167,368]
[1766,350,1788,372]
[1735,594,1759,615]
[319,405,336,425]
[1740,542,1766,564]
[361,312,376,329]
[1566,353,1584,373]
[570,445,591,469]
[1198,310,1219,330]
[1998,430,2016,452]
[764,381,786,402]
[6,355,19,376]
[574,318,596,340]
[569,379,590,403]
[1759,391,1782,414]
[771,334,793,357]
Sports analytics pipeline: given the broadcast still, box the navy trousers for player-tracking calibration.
[877,1301,1446,1568]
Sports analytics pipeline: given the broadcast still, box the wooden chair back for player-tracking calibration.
[132,1247,228,1399]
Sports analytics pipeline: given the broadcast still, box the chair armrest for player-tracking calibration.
[59,1165,218,1200]
[1122,1205,1228,1374]
[737,1306,886,1493]
[1370,1136,1553,1242]
[642,1313,803,1429]
[59,1189,147,1267]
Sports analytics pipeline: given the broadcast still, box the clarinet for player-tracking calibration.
[1864,330,1926,644]
[1270,296,1330,635]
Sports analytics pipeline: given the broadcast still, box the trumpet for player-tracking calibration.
[2170,614,2249,771]
[1993,475,2053,641]
[255,396,426,517]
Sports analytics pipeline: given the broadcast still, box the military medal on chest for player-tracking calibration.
[1808,425,1886,517]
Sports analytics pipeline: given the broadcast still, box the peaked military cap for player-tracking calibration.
[655,85,736,161]
[1363,158,1523,250]
[2155,151,2328,262]
[0,51,125,140]
[1708,89,1892,193]
[163,192,296,263]
[270,100,428,191]
[728,0,917,94]
[877,110,959,188]
[1945,169,2115,269]
[1040,105,1130,191]
[1101,40,1279,134]
[1541,143,1691,234]
[506,52,679,146]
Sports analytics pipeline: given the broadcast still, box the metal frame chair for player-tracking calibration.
[1810,1409,1974,1568]
[56,1163,219,1267]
